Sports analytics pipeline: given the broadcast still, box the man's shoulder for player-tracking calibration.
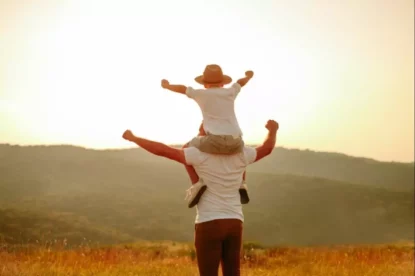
[183,146,204,165]
[185,146,255,156]
[242,145,256,154]
[207,146,256,160]
[242,146,257,164]
[243,145,256,150]
[184,146,202,155]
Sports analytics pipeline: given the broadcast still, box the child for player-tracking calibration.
[161,64,254,208]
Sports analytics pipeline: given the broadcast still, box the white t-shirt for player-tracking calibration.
[186,83,243,136]
[184,146,257,224]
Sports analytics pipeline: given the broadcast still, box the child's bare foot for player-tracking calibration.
[122,130,135,141]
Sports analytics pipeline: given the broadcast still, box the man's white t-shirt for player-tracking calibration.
[184,146,257,224]
[186,83,243,136]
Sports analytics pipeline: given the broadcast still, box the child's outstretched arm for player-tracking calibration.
[161,79,187,94]
[236,71,254,87]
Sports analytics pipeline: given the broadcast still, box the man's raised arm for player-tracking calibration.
[122,130,186,164]
[254,120,279,162]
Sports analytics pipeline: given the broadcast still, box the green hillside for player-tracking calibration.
[0,144,412,246]
[2,144,412,192]
[0,208,131,245]
[248,147,414,191]
[243,173,413,245]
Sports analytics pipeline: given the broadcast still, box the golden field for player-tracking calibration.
[0,241,413,276]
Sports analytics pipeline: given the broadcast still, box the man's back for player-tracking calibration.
[184,146,257,223]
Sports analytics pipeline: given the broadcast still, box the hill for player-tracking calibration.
[1,144,412,192]
[162,144,414,191]
[0,208,131,245]
[0,144,413,246]
[248,147,414,192]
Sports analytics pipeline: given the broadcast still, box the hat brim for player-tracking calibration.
[194,75,232,85]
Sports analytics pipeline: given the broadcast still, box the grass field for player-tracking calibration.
[0,241,413,276]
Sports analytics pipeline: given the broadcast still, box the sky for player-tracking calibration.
[0,0,413,162]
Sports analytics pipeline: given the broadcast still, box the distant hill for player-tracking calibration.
[0,144,413,246]
[1,144,412,191]
[248,147,414,192]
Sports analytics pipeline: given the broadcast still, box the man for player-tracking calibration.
[122,119,279,276]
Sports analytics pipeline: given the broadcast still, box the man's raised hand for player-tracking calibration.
[265,120,279,133]
[122,130,135,142]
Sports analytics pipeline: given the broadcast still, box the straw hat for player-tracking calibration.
[194,64,232,85]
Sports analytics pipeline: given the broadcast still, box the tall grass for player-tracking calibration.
[0,240,413,276]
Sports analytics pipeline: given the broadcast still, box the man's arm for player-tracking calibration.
[161,79,187,94]
[255,120,278,162]
[236,71,254,87]
[122,130,187,164]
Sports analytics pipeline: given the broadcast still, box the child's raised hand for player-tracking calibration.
[161,79,170,88]
[245,71,254,79]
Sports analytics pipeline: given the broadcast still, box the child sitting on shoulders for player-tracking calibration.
[161,64,254,208]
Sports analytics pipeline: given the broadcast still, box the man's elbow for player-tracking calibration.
[255,144,274,162]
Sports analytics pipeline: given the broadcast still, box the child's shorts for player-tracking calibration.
[188,134,244,154]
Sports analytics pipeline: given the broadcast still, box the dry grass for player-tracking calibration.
[0,241,413,276]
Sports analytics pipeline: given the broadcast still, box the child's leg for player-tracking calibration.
[182,144,199,185]
[185,165,199,184]
[182,143,207,208]
[243,171,246,182]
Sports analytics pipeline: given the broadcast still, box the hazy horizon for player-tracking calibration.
[1,0,414,162]
[1,142,414,164]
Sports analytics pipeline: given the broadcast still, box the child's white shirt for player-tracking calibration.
[186,83,243,137]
